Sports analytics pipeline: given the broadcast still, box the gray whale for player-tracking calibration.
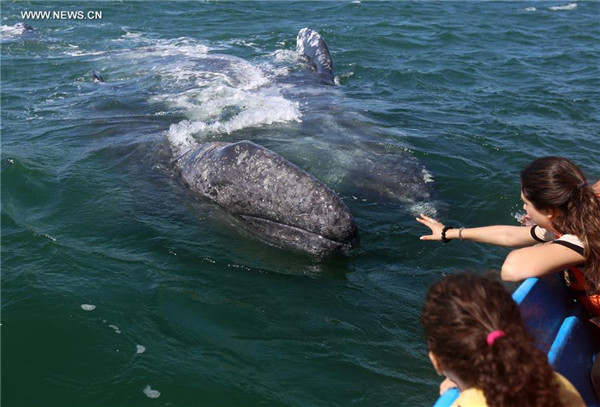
[296,28,335,85]
[177,140,358,254]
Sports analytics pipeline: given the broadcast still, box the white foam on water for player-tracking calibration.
[68,34,300,159]
[422,168,434,183]
[136,344,146,354]
[158,53,301,157]
[143,385,161,399]
[525,7,537,12]
[262,51,298,77]
[64,49,109,57]
[228,38,259,49]
[81,304,96,311]
[166,120,206,157]
[108,324,122,334]
[122,31,142,39]
[272,49,299,64]
[271,66,292,77]
[1,24,30,38]
[549,3,577,10]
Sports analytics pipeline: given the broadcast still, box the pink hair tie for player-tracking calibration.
[486,330,506,346]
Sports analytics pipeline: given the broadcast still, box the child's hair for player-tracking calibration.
[521,156,600,293]
[421,273,562,407]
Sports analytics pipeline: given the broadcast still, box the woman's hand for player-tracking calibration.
[416,214,445,241]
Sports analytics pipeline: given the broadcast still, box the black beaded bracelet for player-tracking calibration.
[441,226,454,244]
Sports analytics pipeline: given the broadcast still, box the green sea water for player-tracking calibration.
[2,1,599,406]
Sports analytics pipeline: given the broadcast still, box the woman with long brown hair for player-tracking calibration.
[421,273,585,407]
[417,156,600,315]
[417,156,600,396]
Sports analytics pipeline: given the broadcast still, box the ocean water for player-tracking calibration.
[1,1,599,406]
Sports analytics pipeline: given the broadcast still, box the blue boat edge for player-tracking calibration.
[432,274,600,407]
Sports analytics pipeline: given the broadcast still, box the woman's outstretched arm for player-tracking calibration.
[416,214,538,247]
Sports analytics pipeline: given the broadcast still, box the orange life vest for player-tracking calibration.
[561,265,600,319]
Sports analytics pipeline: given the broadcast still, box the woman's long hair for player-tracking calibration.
[421,273,562,407]
[521,156,600,293]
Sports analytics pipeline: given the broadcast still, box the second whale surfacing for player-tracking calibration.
[177,140,359,254]
[296,27,335,85]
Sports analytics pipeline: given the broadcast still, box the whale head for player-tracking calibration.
[178,141,358,254]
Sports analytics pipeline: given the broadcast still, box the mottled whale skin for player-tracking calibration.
[296,28,335,85]
[178,140,358,254]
